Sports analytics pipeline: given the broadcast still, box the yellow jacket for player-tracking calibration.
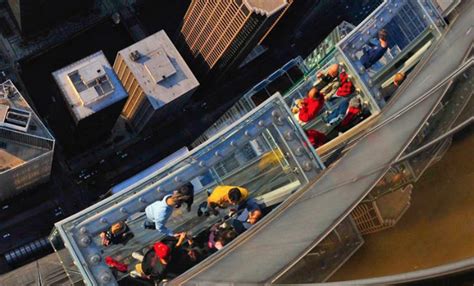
[208,185,249,208]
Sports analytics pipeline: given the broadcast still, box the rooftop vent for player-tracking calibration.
[5,85,17,99]
[0,105,31,132]
[129,50,141,62]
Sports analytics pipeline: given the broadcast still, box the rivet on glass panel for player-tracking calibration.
[230,140,237,147]
[257,120,266,127]
[100,217,108,224]
[79,227,88,234]
[294,146,304,157]
[89,254,101,265]
[156,186,162,192]
[138,197,147,204]
[274,116,284,126]
[303,161,313,172]
[79,235,91,247]
[199,161,207,168]
[214,151,222,157]
[174,176,182,183]
[271,110,281,118]
[284,130,294,141]
[376,91,382,99]
[120,207,128,214]
[100,271,113,283]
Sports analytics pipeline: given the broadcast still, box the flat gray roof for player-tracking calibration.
[52,51,128,123]
[116,30,199,110]
[0,81,54,172]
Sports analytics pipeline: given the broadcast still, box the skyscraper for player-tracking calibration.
[114,30,199,134]
[0,81,55,199]
[178,0,293,78]
[52,51,128,143]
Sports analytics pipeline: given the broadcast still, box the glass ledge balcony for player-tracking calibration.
[53,94,325,285]
[190,0,446,167]
[337,0,446,105]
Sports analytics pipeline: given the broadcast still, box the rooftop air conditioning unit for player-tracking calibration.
[129,50,141,62]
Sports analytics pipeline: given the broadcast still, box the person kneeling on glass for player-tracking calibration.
[198,185,248,217]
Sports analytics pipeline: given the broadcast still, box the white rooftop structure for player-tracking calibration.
[116,30,199,110]
[0,103,31,132]
[52,51,127,124]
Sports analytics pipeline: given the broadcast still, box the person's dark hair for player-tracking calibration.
[176,182,194,211]
[171,193,192,208]
[378,29,388,41]
[228,188,242,203]
[216,229,238,246]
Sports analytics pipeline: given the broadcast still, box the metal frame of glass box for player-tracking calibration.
[53,94,325,285]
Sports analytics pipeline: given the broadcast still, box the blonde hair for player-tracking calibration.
[110,222,125,234]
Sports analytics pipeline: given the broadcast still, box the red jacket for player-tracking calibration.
[299,95,325,122]
[340,106,362,127]
[305,129,327,148]
[105,256,128,273]
[336,72,355,97]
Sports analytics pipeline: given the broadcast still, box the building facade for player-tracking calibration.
[0,81,55,200]
[178,0,292,78]
[114,30,199,134]
[52,51,128,143]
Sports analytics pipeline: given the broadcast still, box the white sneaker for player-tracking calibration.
[132,252,144,262]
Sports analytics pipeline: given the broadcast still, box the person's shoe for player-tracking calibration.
[132,252,143,261]
[143,221,154,230]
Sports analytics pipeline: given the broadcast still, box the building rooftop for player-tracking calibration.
[52,51,128,124]
[244,0,290,16]
[0,81,55,173]
[116,30,199,109]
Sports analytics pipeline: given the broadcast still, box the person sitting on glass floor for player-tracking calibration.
[381,72,405,102]
[325,96,364,127]
[231,198,263,234]
[208,228,238,252]
[143,192,190,237]
[99,221,133,246]
[305,129,327,149]
[325,71,355,101]
[129,240,173,282]
[314,63,340,92]
[360,29,389,70]
[130,232,198,281]
[291,87,325,123]
[198,185,249,216]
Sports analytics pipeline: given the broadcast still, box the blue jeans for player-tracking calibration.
[325,97,350,125]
